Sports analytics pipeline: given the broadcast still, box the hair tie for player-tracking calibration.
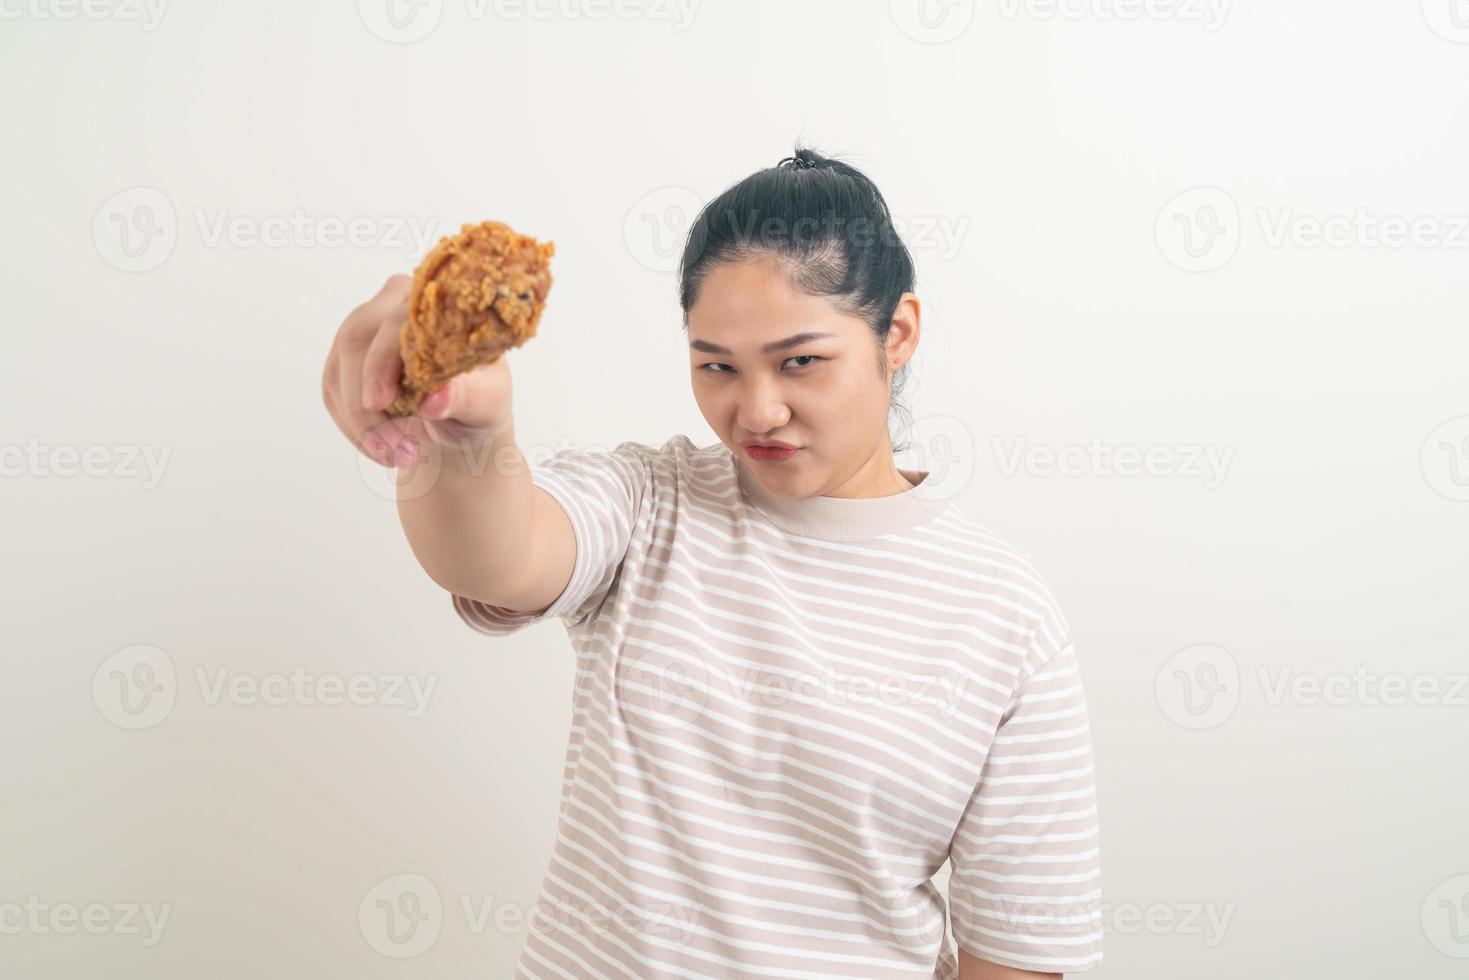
[780,154,818,171]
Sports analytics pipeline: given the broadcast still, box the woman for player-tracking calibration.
[322,146,1103,979]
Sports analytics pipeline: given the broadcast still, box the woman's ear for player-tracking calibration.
[886,292,921,373]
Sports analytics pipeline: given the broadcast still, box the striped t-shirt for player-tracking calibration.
[453,434,1103,978]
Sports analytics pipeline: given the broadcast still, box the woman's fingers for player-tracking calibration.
[338,340,391,465]
[323,274,417,468]
[324,356,390,466]
[362,304,407,413]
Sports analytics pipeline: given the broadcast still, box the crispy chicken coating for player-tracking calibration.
[385,219,555,418]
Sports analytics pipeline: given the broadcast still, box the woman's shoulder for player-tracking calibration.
[599,433,733,484]
[537,434,734,516]
[531,433,725,479]
[623,432,725,461]
[917,505,1074,644]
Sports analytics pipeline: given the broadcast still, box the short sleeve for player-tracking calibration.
[451,440,651,637]
[947,625,1104,973]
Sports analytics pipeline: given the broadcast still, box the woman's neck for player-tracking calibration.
[824,443,915,499]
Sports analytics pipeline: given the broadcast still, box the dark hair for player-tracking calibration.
[677,144,917,453]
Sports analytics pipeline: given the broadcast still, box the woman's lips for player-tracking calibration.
[745,446,799,461]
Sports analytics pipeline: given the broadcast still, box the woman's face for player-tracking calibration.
[686,254,919,499]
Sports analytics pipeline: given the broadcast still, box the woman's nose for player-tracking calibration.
[737,387,791,434]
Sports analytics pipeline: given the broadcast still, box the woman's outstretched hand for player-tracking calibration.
[322,274,515,469]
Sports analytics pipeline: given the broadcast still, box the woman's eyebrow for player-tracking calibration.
[689,332,835,355]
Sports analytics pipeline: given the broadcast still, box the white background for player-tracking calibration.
[3,1,1467,977]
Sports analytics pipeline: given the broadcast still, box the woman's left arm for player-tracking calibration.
[957,945,1061,980]
[945,615,1105,975]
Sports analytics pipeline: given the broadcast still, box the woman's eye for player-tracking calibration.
[698,356,822,374]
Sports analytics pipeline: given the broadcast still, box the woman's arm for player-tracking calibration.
[397,421,578,614]
[958,946,1061,980]
[320,274,575,613]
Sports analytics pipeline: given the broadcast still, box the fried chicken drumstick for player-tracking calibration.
[384,219,555,418]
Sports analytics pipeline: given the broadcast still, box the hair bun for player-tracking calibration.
[779,150,820,171]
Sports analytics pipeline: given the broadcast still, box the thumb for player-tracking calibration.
[418,379,458,421]
[418,370,501,429]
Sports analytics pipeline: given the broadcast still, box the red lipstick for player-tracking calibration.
[741,439,800,462]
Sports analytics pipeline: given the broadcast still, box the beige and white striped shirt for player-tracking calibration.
[453,434,1103,978]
